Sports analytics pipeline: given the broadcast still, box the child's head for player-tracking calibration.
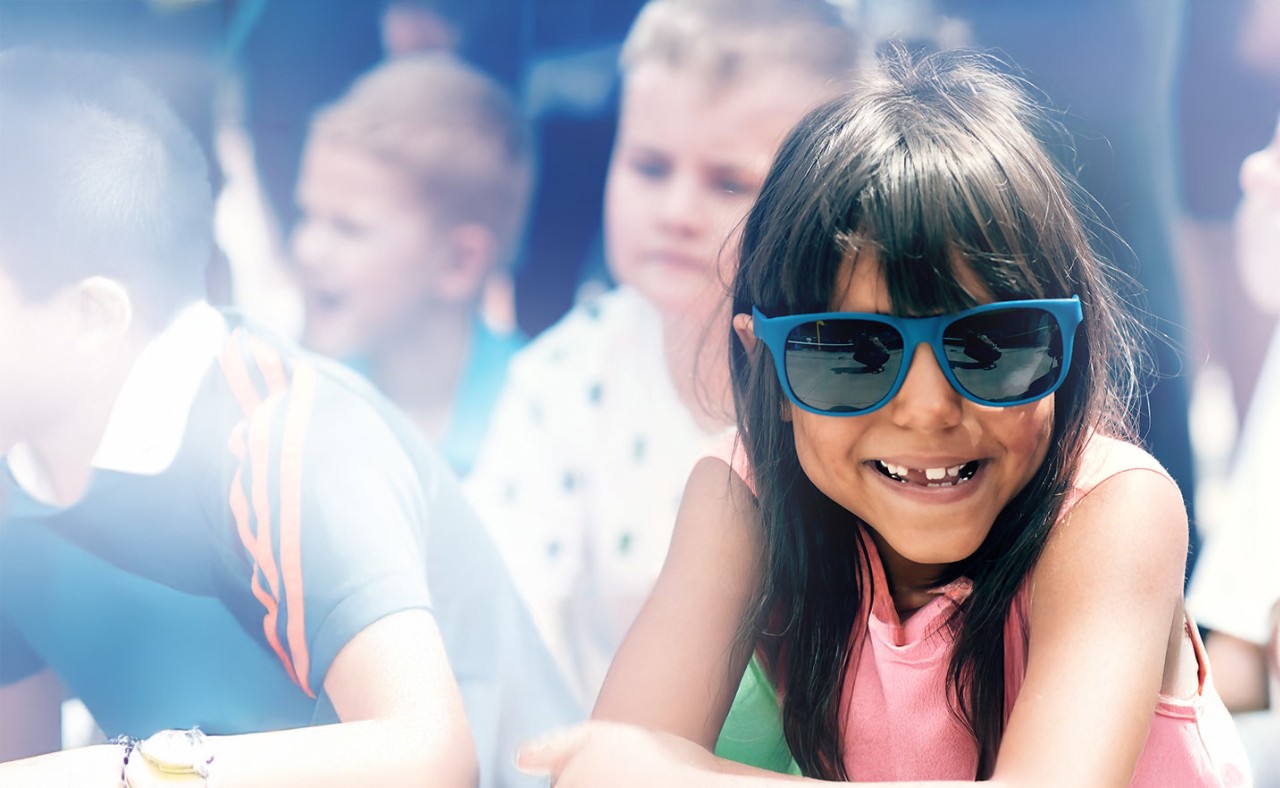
[291,52,532,357]
[0,48,214,326]
[728,48,1141,778]
[0,48,214,449]
[380,0,467,57]
[604,0,864,324]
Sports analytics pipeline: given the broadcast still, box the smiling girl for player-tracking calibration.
[518,48,1252,786]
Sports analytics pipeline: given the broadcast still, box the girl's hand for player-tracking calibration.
[516,721,723,787]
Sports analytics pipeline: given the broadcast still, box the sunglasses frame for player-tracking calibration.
[752,296,1083,416]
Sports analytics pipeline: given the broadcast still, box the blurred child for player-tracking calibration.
[0,48,574,788]
[1188,112,1280,783]
[243,52,532,477]
[519,48,1250,785]
[464,0,864,707]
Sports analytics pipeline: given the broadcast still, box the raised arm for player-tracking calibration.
[593,455,763,748]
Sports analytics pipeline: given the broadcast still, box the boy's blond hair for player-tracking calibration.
[309,53,533,268]
[620,0,864,87]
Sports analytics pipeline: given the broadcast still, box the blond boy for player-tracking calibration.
[238,52,533,476]
[466,0,863,708]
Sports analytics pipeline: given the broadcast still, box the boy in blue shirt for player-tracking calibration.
[0,47,574,788]
[229,53,531,477]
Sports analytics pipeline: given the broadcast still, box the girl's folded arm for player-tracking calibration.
[990,467,1190,788]
[523,466,1191,788]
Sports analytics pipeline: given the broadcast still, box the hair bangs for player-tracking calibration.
[854,112,1073,325]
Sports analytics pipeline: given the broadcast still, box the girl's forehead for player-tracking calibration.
[831,251,890,313]
[831,248,995,314]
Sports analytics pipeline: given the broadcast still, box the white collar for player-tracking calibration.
[93,301,229,473]
[8,302,228,499]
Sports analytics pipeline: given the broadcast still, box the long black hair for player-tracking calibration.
[729,47,1144,779]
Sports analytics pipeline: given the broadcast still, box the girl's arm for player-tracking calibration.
[990,467,1190,787]
[522,467,1191,788]
[0,608,478,787]
[593,455,763,748]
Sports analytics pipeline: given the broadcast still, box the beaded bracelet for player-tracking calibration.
[109,735,138,788]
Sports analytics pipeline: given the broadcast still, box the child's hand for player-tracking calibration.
[516,721,722,787]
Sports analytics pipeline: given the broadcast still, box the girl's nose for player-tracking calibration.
[887,343,964,430]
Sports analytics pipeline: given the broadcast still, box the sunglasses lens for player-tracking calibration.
[942,307,1064,403]
[783,319,905,412]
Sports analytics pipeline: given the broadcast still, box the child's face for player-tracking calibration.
[291,140,455,358]
[785,254,1055,574]
[605,63,828,324]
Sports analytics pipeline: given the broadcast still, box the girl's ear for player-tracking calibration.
[732,312,757,355]
[733,311,792,422]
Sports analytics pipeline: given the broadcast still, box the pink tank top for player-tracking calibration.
[836,436,1251,784]
[725,434,1252,785]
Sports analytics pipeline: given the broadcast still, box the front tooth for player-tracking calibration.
[893,464,909,477]
[924,467,947,481]
[947,465,962,478]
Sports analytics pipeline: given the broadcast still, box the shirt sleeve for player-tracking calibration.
[221,361,432,698]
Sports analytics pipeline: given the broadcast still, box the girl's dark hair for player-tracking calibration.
[729,47,1144,779]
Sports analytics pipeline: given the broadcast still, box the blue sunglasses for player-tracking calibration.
[752,297,1083,416]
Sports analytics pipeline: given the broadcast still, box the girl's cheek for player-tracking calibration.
[999,399,1055,468]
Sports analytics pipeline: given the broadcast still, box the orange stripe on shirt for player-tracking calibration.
[230,464,299,686]
[254,567,300,687]
[230,467,275,594]
[219,329,264,414]
[248,394,296,685]
[248,334,289,395]
[278,362,318,697]
[224,329,319,695]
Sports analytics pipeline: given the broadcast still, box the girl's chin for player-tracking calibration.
[869,524,992,570]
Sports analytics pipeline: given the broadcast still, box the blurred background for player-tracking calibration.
[1,0,1277,779]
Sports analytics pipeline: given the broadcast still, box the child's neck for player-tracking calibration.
[17,343,143,507]
[659,307,734,434]
[866,528,948,622]
[367,305,474,444]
